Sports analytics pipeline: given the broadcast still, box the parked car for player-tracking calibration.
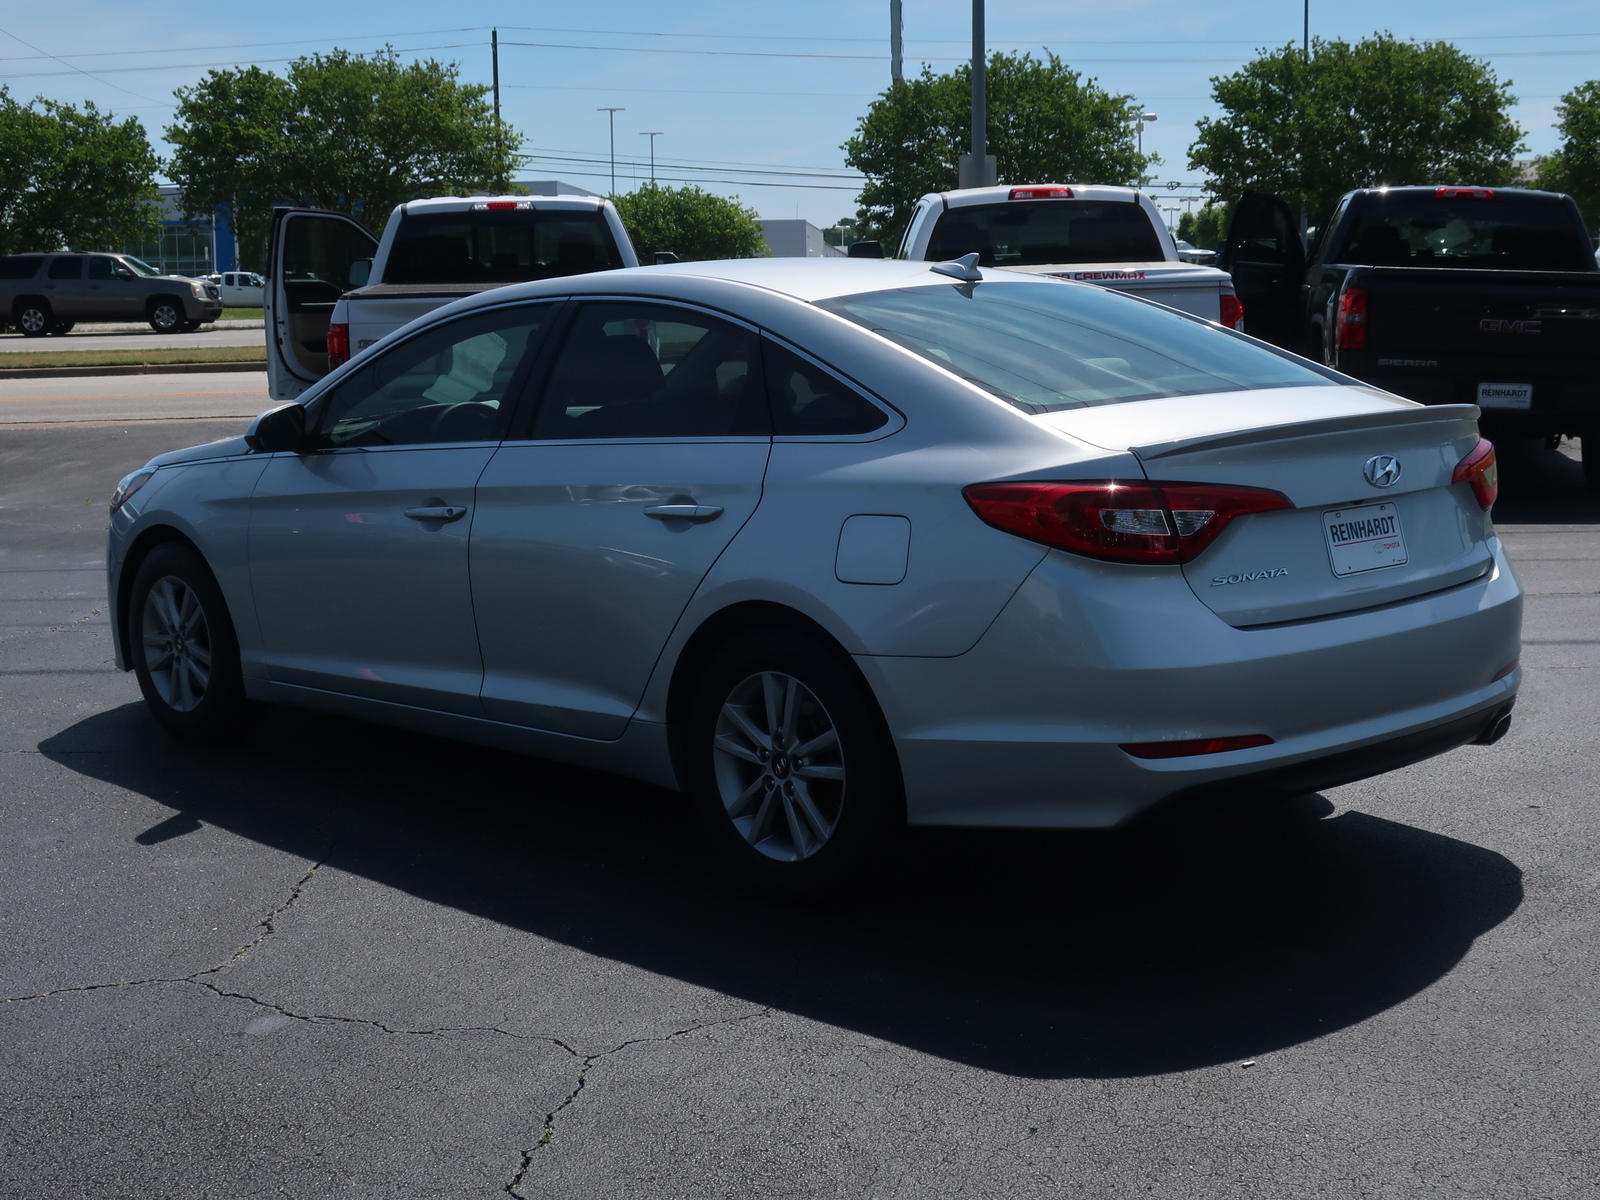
[890,184,1243,327]
[0,252,222,335]
[1220,186,1600,484]
[109,258,1521,893]
[1174,238,1217,265]
[205,271,265,307]
[266,194,638,401]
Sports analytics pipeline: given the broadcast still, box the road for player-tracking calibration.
[1,388,1597,1198]
[0,371,271,423]
[0,323,263,355]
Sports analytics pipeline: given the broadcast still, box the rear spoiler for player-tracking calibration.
[1132,403,1480,461]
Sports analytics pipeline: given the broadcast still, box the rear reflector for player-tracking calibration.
[1436,186,1494,200]
[1336,285,1368,350]
[1219,293,1244,331]
[1492,658,1519,682]
[1009,187,1074,200]
[326,321,350,370]
[963,479,1293,564]
[1120,734,1274,759]
[1452,438,1499,511]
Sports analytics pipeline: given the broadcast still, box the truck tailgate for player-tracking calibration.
[345,282,512,351]
[1363,267,1600,359]
[1003,261,1226,320]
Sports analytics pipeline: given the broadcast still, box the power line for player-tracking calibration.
[0,43,481,80]
[0,22,164,104]
[505,84,876,98]
[519,151,863,182]
[0,27,488,63]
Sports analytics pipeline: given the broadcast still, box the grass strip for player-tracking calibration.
[0,345,267,369]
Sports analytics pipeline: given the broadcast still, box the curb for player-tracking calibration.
[0,361,266,380]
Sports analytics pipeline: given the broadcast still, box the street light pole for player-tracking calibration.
[971,0,986,183]
[890,0,903,84]
[597,107,625,194]
[491,28,500,122]
[640,131,664,183]
[1304,0,1310,55]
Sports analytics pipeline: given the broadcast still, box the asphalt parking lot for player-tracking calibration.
[2,383,1597,1198]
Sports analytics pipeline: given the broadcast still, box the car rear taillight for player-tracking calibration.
[1436,186,1494,200]
[963,480,1293,564]
[1010,186,1073,200]
[1336,285,1368,350]
[1452,438,1498,511]
[1120,734,1274,759]
[1219,293,1244,330]
[326,322,350,370]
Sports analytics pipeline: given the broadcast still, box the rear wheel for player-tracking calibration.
[687,628,903,896]
[147,300,182,334]
[129,543,253,741]
[16,302,50,337]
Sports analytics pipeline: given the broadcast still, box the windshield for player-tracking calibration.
[926,200,1166,266]
[122,257,160,276]
[384,209,624,285]
[1341,198,1591,270]
[817,282,1332,414]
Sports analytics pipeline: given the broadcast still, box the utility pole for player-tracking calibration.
[640,131,664,183]
[598,107,624,194]
[1304,0,1310,55]
[959,0,994,187]
[890,0,903,84]
[491,29,500,122]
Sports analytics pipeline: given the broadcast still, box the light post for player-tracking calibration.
[639,131,664,183]
[597,107,625,194]
[1129,110,1157,158]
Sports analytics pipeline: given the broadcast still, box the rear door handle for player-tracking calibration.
[643,504,724,524]
[404,506,467,523]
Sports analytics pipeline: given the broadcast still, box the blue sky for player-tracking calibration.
[3,1,1596,227]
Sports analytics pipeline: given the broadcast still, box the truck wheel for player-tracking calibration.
[1582,432,1600,491]
[16,302,51,337]
[147,300,182,334]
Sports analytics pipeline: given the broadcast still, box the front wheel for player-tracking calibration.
[147,301,182,334]
[128,543,254,741]
[687,629,903,896]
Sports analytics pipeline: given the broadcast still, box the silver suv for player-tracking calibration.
[0,252,223,336]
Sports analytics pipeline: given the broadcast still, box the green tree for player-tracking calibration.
[0,87,159,255]
[611,183,767,261]
[1538,81,1600,234]
[843,51,1151,245]
[1190,35,1524,225]
[166,48,520,270]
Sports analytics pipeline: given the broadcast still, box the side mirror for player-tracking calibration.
[347,258,373,288]
[653,250,680,265]
[847,241,885,259]
[114,267,134,280]
[245,403,308,454]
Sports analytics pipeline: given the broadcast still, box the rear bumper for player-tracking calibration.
[858,540,1522,828]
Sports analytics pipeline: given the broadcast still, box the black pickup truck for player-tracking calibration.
[1220,186,1600,485]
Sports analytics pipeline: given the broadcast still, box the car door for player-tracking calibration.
[470,299,771,739]
[266,208,380,400]
[86,256,140,319]
[41,255,85,322]
[248,301,558,714]
[1219,191,1306,349]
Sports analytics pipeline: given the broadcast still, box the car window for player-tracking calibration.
[47,256,83,280]
[1338,197,1590,270]
[312,305,554,448]
[763,339,888,436]
[928,201,1165,266]
[122,257,159,276]
[817,282,1332,414]
[0,255,45,280]
[86,257,118,281]
[384,209,625,285]
[531,302,766,439]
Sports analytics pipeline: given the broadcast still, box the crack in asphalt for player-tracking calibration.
[0,607,103,642]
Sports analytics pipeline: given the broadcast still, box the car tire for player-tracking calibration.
[16,302,51,338]
[128,542,254,742]
[147,300,182,334]
[1583,431,1600,491]
[686,627,904,897]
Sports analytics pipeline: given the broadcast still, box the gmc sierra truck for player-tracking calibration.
[1221,186,1600,485]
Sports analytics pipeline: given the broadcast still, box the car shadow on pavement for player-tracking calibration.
[41,702,1522,1081]
[1492,437,1600,524]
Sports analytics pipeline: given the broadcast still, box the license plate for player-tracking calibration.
[1477,382,1532,409]
[1323,503,1408,576]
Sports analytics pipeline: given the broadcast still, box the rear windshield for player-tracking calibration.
[1339,198,1591,271]
[0,255,44,280]
[926,200,1165,266]
[817,282,1331,414]
[384,209,624,285]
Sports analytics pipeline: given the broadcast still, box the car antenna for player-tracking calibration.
[930,252,983,283]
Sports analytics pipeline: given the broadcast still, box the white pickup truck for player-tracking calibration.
[894,184,1242,328]
[265,194,638,401]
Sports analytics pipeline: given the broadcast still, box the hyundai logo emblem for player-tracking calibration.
[1364,455,1402,488]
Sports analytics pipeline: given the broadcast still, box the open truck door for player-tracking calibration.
[265,208,379,401]
[1219,191,1306,351]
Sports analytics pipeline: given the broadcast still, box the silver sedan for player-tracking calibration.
[107,258,1522,893]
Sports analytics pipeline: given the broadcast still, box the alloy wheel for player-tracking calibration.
[150,304,180,332]
[140,575,213,712]
[18,307,47,334]
[712,671,846,862]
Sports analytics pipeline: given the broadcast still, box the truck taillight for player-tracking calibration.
[963,480,1292,565]
[1219,293,1244,330]
[471,200,532,211]
[1336,286,1368,350]
[1009,187,1074,200]
[326,322,350,370]
[1435,186,1494,200]
[1452,438,1498,511]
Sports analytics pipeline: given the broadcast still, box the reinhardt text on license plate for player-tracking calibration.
[1323,502,1408,576]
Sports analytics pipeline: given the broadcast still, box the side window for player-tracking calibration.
[47,256,83,280]
[531,302,766,439]
[311,305,553,448]
[87,257,117,281]
[763,340,889,437]
[0,256,44,280]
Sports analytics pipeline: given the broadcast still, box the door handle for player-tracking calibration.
[404,506,467,522]
[643,503,724,524]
